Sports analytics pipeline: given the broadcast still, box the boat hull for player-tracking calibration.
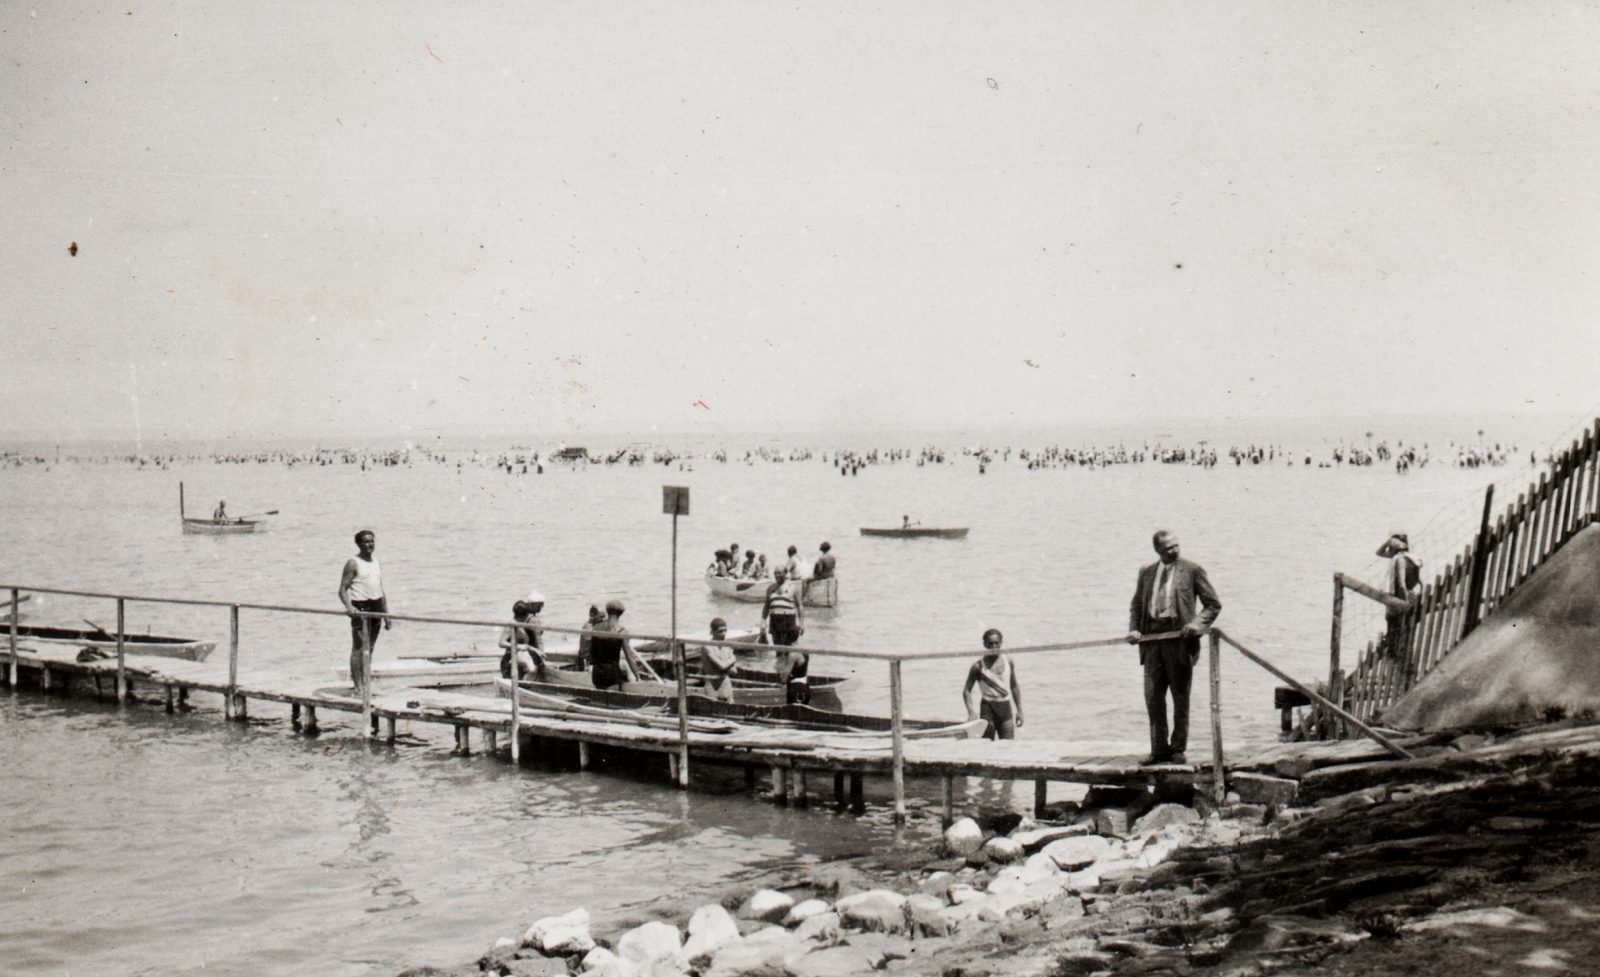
[705,573,838,607]
[183,518,263,535]
[7,625,216,661]
[334,657,500,689]
[531,662,847,711]
[859,527,969,538]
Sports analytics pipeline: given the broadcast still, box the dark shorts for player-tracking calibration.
[979,698,1016,740]
[786,679,810,705]
[349,598,385,648]
[592,662,624,690]
[769,615,800,646]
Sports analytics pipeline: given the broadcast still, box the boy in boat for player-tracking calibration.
[708,549,732,576]
[963,628,1023,740]
[586,599,637,690]
[498,590,545,680]
[812,542,835,580]
[738,549,759,578]
[576,604,605,669]
[699,617,738,702]
[338,529,391,693]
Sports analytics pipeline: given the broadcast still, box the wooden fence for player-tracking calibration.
[1321,418,1600,735]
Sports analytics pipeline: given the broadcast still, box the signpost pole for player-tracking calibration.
[665,486,691,788]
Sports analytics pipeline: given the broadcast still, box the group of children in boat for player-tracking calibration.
[707,541,836,582]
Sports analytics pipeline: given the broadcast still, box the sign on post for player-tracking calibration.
[663,485,690,516]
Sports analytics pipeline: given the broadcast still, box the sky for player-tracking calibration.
[4,1,1600,442]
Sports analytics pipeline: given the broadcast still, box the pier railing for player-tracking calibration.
[1323,417,1600,736]
[5,583,1377,821]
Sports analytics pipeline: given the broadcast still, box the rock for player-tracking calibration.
[781,899,832,927]
[524,908,596,955]
[681,904,742,964]
[1055,951,1117,976]
[397,968,479,977]
[581,948,619,972]
[1042,835,1111,870]
[784,943,882,977]
[479,943,521,974]
[1452,733,1493,752]
[803,863,876,899]
[1486,816,1549,832]
[998,916,1045,944]
[986,866,1028,896]
[919,857,967,874]
[1020,852,1060,884]
[943,817,985,857]
[965,849,991,868]
[836,890,907,933]
[1091,857,1141,883]
[948,884,987,905]
[615,921,681,967]
[984,812,1026,836]
[1039,895,1085,928]
[704,929,806,977]
[983,836,1023,863]
[1008,824,1090,852]
[1225,914,1364,953]
[904,893,952,937]
[508,958,571,977]
[838,932,912,968]
[1094,809,1131,837]
[916,871,955,898]
[583,954,639,977]
[1221,803,1268,822]
[1135,843,1172,869]
[1065,870,1100,892]
[738,889,795,923]
[1131,803,1200,834]
[1229,772,1299,807]
[794,911,840,943]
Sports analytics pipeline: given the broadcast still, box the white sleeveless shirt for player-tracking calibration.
[975,655,1013,703]
[347,556,384,601]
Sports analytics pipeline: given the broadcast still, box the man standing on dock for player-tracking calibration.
[1126,531,1221,765]
[963,628,1023,739]
[339,530,391,693]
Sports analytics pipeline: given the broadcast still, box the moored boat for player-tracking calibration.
[183,517,265,535]
[705,571,838,607]
[528,659,848,711]
[334,656,500,689]
[5,624,216,661]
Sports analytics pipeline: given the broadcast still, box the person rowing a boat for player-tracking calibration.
[738,549,759,579]
[213,500,228,521]
[338,529,391,693]
[812,542,835,580]
[498,590,545,680]
[585,599,637,690]
[963,628,1023,740]
[698,617,738,702]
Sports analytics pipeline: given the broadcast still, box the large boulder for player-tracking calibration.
[615,921,681,967]
[985,866,1028,897]
[523,908,596,955]
[1042,835,1111,870]
[982,836,1024,863]
[581,947,619,972]
[680,904,741,965]
[1020,853,1060,885]
[782,899,832,927]
[738,889,795,924]
[948,884,987,905]
[943,818,985,857]
[903,893,952,937]
[704,928,806,977]
[794,911,841,943]
[835,890,907,933]
[1009,824,1089,853]
[1132,803,1200,835]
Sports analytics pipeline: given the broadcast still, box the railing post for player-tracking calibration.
[890,659,905,824]
[360,612,373,735]
[115,597,127,703]
[509,626,522,764]
[1328,574,1344,737]
[227,604,239,720]
[1207,631,1225,807]
[7,588,18,689]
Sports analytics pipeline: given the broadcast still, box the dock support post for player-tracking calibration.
[889,659,905,824]
[7,588,19,689]
[359,614,373,738]
[794,768,808,808]
[941,775,955,828]
[165,685,174,713]
[1208,631,1226,807]
[668,751,680,783]
[578,741,591,770]
[303,705,317,734]
[236,696,247,720]
[41,667,51,692]
[508,629,522,765]
[1034,779,1048,818]
[291,703,301,730]
[849,773,865,815]
[115,597,127,703]
[1327,576,1344,739]
[770,765,788,806]
[833,771,846,809]
[226,605,240,721]
[746,765,757,787]
[386,716,397,744]
[371,713,380,737]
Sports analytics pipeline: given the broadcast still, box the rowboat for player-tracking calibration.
[4,625,216,661]
[859,526,969,539]
[333,656,500,689]
[497,679,984,741]
[179,482,271,534]
[527,660,848,711]
[705,571,839,607]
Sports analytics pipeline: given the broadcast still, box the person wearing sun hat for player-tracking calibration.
[1378,532,1422,658]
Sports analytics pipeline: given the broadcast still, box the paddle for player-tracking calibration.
[83,618,114,637]
[234,510,280,519]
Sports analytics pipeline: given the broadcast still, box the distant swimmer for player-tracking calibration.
[338,529,391,693]
[498,590,545,680]
[213,500,228,520]
[698,617,738,702]
[812,542,835,580]
[963,628,1023,740]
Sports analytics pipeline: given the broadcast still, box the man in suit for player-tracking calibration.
[1126,530,1222,764]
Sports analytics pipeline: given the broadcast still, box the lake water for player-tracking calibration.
[0,416,1577,975]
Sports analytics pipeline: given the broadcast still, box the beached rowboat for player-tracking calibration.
[6,625,216,662]
[859,526,968,538]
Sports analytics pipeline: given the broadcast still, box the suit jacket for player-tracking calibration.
[1129,558,1222,663]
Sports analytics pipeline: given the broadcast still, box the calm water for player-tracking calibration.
[0,418,1574,975]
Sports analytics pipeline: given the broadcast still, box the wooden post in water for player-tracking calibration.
[360,611,373,735]
[1034,780,1048,818]
[1207,631,1226,807]
[890,659,906,824]
[1461,484,1496,638]
[7,588,18,689]
[115,598,127,703]
[664,486,691,788]
[1327,575,1344,739]
[227,604,240,720]
[942,775,955,828]
[509,625,522,764]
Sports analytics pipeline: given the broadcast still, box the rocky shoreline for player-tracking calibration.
[400,722,1600,977]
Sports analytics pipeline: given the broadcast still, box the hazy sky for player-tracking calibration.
[4,1,1599,441]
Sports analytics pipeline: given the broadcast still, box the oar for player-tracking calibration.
[83,618,115,637]
[235,510,280,519]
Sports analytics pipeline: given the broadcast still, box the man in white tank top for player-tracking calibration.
[339,530,391,692]
[963,628,1023,740]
